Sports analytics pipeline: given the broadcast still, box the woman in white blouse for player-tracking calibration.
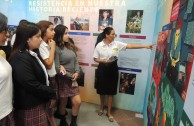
[93,27,152,122]
[0,12,15,126]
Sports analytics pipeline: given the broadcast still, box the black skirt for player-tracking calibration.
[95,60,118,95]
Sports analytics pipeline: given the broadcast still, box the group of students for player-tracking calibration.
[0,12,152,126]
[0,12,81,126]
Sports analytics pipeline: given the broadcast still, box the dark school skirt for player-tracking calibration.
[95,60,118,95]
[14,104,52,126]
[0,111,15,126]
[57,76,79,98]
[48,75,58,99]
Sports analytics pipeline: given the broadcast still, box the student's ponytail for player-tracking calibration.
[95,32,105,47]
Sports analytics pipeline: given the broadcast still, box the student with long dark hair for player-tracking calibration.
[9,21,56,126]
[54,24,81,126]
[93,27,152,122]
[10,19,28,46]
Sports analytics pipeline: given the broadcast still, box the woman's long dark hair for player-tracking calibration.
[95,27,113,47]
[9,21,40,61]
[68,37,79,56]
[54,24,74,50]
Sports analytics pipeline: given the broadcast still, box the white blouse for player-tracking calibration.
[29,50,49,86]
[39,41,56,77]
[93,40,127,60]
[0,56,13,120]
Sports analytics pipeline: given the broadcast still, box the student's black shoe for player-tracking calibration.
[59,119,69,126]
[54,110,68,119]
[70,123,77,126]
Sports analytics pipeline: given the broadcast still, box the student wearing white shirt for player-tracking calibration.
[0,12,15,126]
[37,20,58,126]
[93,27,152,122]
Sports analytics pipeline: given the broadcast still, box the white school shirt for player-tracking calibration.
[29,50,49,86]
[39,41,56,77]
[11,34,16,46]
[0,56,13,120]
[93,40,127,60]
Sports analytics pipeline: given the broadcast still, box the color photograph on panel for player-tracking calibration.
[8,25,17,40]
[98,9,113,32]
[8,25,17,46]
[70,16,89,31]
[49,16,64,28]
[125,10,143,33]
[119,72,136,95]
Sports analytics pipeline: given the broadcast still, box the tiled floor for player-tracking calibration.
[55,102,143,126]
[112,107,143,126]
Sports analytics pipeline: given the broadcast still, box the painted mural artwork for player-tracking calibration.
[148,74,184,126]
[152,31,169,86]
[147,0,194,125]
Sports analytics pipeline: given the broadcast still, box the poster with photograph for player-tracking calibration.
[125,10,143,33]
[49,16,64,28]
[98,9,113,32]
[8,25,17,46]
[70,17,89,31]
[119,72,136,95]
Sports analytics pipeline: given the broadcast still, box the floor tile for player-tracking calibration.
[55,102,143,126]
